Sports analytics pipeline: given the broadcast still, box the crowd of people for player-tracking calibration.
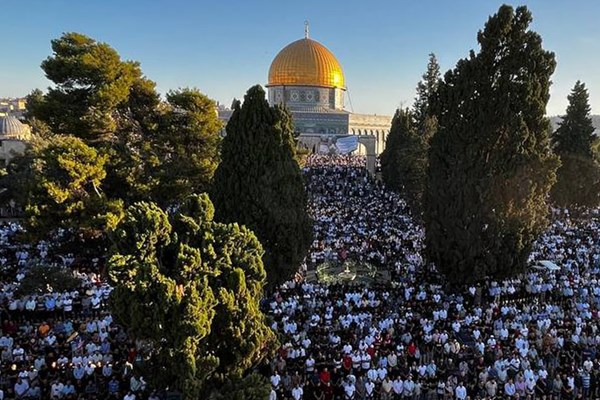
[303,155,422,273]
[1,154,600,400]
[0,226,158,400]
[265,155,600,400]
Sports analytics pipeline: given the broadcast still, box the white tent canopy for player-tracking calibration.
[533,260,560,271]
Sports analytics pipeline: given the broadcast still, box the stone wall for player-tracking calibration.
[349,113,392,154]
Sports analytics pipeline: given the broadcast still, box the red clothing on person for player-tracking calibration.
[342,355,352,371]
[319,369,331,384]
[367,346,376,358]
[127,347,137,364]
[3,320,17,335]
[408,343,417,357]
[320,383,335,400]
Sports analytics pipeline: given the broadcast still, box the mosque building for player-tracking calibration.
[219,26,392,168]
[0,113,31,166]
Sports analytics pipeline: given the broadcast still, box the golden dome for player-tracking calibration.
[268,38,345,89]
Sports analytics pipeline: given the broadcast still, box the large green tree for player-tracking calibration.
[413,53,441,132]
[425,5,559,284]
[7,32,222,246]
[108,194,276,399]
[2,135,123,241]
[553,81,596,157]
[551,81,600,207]
[25,32,221,207]
[211,85,312,287]
[380,109,407,192]
[152,88,222,207]
[381,54,440,216]
[24,32,157,207]
[27,33,143,144]
[381,108,428,214]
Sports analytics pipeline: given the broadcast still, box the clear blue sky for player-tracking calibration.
[2,0,599,116]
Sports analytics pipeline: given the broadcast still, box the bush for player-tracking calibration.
[18,264,80,295]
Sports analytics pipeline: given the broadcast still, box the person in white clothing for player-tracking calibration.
[365,379,375,398]
[123,392,136,400]
[270,372,281,389]
[291,384,303,400]
[455,382,467,400]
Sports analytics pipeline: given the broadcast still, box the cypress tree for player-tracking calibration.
[425,5,559,284]
[380,108,407,192]
[413,53,441,132]
[108,194,276,399]
[551,81,600,207]
[381,54,440,216]
[211,85,312,288]
[553,81,596,157]
[381,108,427,214]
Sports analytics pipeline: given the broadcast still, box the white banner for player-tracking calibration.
[318,143,330,154]
[336,136,359,154]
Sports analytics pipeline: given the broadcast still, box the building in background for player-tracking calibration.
[0,98,27,119]
[0,113,31,165]
[219,27,392,160]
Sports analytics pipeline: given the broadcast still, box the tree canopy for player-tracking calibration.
[551,81,600,207]
[151,88,222,206]
[27,32,144,144]
[380,108,428,215]
[381,54,440,216]
[553,81,596,157]
[4,32,222,246]
[211,85,312,288]
[413,53,441,131]
[108,193,276,399]
[425,5,559,284]
[3,135,122,241]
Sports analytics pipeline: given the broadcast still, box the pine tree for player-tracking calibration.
[108,194,276,399]
[2,136,123,241]
[553,81,596,157]
[25,33,222,208]
[152,88,222,207]
[28,33,144,144]
[551,81,600,207]
[410,53,441,215]
[413,53,441,130]
[380,109,406,192]
[381,54,441,216]
[425,5,559,284]
[211,85,312,288]
[381,109,427,214]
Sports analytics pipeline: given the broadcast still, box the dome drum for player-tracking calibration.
[268,85,345,111]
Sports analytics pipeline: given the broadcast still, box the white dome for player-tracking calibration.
[0,114,31,140]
